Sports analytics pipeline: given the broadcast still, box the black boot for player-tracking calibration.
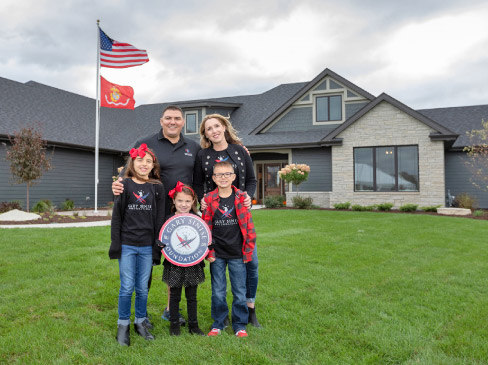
[188,322,205,336]
[248,306,261,328]
[134,322,155,340]
[170,320,181,336]
[185,286,203,335]
[116,324,130,346]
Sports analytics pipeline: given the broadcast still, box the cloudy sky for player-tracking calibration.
[2,0,488,109]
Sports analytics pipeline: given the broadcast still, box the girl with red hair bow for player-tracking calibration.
[160,181,205,336]
[109,144,165,346]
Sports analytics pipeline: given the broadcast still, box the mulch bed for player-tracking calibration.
[0,212,111,225]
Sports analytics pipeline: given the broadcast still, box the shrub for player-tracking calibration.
[473,210,484,217]
[420,205,442,212]
[107,201,114,208]
[454,193,478,211]
[292,196,313,209]
[334,202,351,210]
[60,199,75,211]
[0,201,23,213]
[352,204,376,211]
[264,195,285,209]
[400,204,418,212]
[376,203,393,211]
[32,199,53,213]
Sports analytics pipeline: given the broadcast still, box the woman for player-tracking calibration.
[193,113,261,327]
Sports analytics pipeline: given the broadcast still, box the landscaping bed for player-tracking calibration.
[0,212,111,225]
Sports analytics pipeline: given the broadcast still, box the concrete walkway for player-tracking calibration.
[0,220,111,229]
[0,206,264,229]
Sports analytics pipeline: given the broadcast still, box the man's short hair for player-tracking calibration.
[213,160,234,172]
[162,105,183,117]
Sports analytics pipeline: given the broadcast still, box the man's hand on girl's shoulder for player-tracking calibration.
[112,177,124,196]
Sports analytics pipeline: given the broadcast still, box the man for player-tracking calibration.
[112,105,201,327]
[112,105,200,215]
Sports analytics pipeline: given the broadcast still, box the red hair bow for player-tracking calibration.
[168,181,195,199]
[130,143,149,159]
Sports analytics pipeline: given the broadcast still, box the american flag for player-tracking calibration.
[99,27,149,68]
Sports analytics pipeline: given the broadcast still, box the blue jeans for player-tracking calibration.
[210,257,248,332]
[118,245,153,324]
[246,245,258,303]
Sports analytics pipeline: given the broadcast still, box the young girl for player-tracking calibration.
[162,181,205,336]
[109,143,165,346]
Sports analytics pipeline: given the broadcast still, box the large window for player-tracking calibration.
[316,95,342,122]
[185,112,197,134]
[354,145,419,192]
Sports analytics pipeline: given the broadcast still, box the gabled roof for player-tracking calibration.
[1,70,484,152]
[418,104,488,149]
[321,93,458,146]
[249,68,376,135]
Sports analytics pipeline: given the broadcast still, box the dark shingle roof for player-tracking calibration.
[418,104,488,148]
[0,72,485,152]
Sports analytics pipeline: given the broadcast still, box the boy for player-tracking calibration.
[202,161,256,338]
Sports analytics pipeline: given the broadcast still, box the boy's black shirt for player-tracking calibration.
[212,192,243,259]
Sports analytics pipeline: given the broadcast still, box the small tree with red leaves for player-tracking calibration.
[6,124,52,211]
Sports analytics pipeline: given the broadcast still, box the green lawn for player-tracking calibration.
[0,210,487,364]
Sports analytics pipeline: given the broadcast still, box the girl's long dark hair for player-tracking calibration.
[123,147,161,184]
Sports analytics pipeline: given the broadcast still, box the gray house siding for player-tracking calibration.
[291,147,332,192]
[267,107,335,133]
[251,152,288,161]
[345,102,368,119]
[445,151,488,208]
[0,145,122,209]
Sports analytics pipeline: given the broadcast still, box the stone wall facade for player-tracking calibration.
[285,192,331,208]
[330,102,446,208]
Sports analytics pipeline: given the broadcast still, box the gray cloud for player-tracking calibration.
[1,0,487,110]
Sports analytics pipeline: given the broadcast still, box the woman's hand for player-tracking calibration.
[200,198,207,211]
[207,257,216,263]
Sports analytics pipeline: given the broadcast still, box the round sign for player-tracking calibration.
[159,213,211,267]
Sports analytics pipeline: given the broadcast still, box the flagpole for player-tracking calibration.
[94,19,101,213]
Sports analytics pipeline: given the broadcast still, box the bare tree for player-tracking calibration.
[6,124,52,211]
[463,119,488,192]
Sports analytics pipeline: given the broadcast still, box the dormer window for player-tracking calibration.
[316,95,342,122]
[185,111,198,134]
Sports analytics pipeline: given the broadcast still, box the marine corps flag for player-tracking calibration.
[100,76,135,109]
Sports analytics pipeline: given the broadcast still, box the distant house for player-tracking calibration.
[1,68,487,209]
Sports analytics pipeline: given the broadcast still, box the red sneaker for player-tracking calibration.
[235,329,248,338]
[207,328,221,336]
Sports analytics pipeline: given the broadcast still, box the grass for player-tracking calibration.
[0,210,487,364]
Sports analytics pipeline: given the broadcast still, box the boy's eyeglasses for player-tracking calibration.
[213,172,235,178]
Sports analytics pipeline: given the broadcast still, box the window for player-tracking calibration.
[316,95,342,122]
[354,146,419,192]
[185,112,197,134]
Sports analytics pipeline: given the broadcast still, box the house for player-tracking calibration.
[1,68,486,209]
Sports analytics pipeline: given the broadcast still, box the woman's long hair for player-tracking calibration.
[199,113,242,149]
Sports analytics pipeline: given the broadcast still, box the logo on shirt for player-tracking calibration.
[128,190,152,211]
[159,214,211,267]
[215,155,229,163]
[133,190,149,204]
[184,148,193,157]
[218,204,235,218]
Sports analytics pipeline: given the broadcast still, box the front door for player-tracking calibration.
[264,163,282,197]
